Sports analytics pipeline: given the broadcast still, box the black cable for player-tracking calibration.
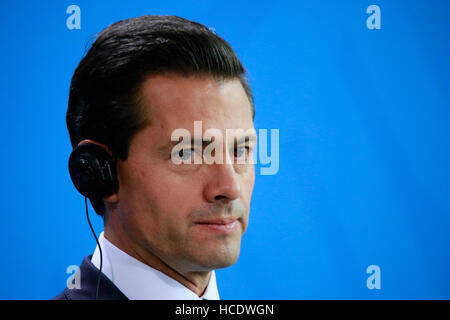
[85,197,103,300]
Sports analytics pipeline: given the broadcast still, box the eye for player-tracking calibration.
[178,148,195,161]
[234,146,250,159]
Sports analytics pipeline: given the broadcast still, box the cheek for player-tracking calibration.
[242,165,255,201]
[119,164,154,206]
[116,162,161,230]
[242,166,255,223]
[119,161,199,229]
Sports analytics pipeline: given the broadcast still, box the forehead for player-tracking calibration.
[139,74,254,133]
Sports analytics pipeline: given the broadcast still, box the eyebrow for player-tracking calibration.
[159,133,257,154]
[234,134,257,146]
[160,137,212,151]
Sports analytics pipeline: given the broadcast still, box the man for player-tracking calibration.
[54,15,256,300]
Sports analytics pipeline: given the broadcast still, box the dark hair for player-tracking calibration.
[66,15,255,216]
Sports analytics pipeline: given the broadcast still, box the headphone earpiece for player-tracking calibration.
[68,143,118,199]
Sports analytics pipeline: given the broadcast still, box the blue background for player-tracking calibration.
[0,0,448,299]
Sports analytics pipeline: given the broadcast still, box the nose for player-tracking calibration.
[203,162,241,203]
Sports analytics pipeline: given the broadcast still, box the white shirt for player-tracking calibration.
[91,232,220,300]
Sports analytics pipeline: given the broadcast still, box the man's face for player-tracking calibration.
[110,74,255,274]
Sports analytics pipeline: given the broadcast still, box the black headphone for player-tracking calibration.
[68,142,118,299]
[68,143,119,199]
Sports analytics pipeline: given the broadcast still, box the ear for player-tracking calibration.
[76,139,120,204]
[103,193,119,204]
[77,139,111,153]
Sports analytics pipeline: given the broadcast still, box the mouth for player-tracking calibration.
[195,218,239,234]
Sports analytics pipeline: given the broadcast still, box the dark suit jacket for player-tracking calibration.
[53,255,128,300]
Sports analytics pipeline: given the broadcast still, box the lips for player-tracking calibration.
[196,218,238,233]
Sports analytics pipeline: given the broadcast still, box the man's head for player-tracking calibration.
[67,15,255,274]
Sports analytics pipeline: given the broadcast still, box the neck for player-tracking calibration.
[104,221,211,297]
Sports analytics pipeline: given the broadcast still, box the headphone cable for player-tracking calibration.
[85,197,103,300]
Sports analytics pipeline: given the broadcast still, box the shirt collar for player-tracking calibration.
[91,232,220,300]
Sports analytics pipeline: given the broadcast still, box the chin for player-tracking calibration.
[196,242,242,270]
